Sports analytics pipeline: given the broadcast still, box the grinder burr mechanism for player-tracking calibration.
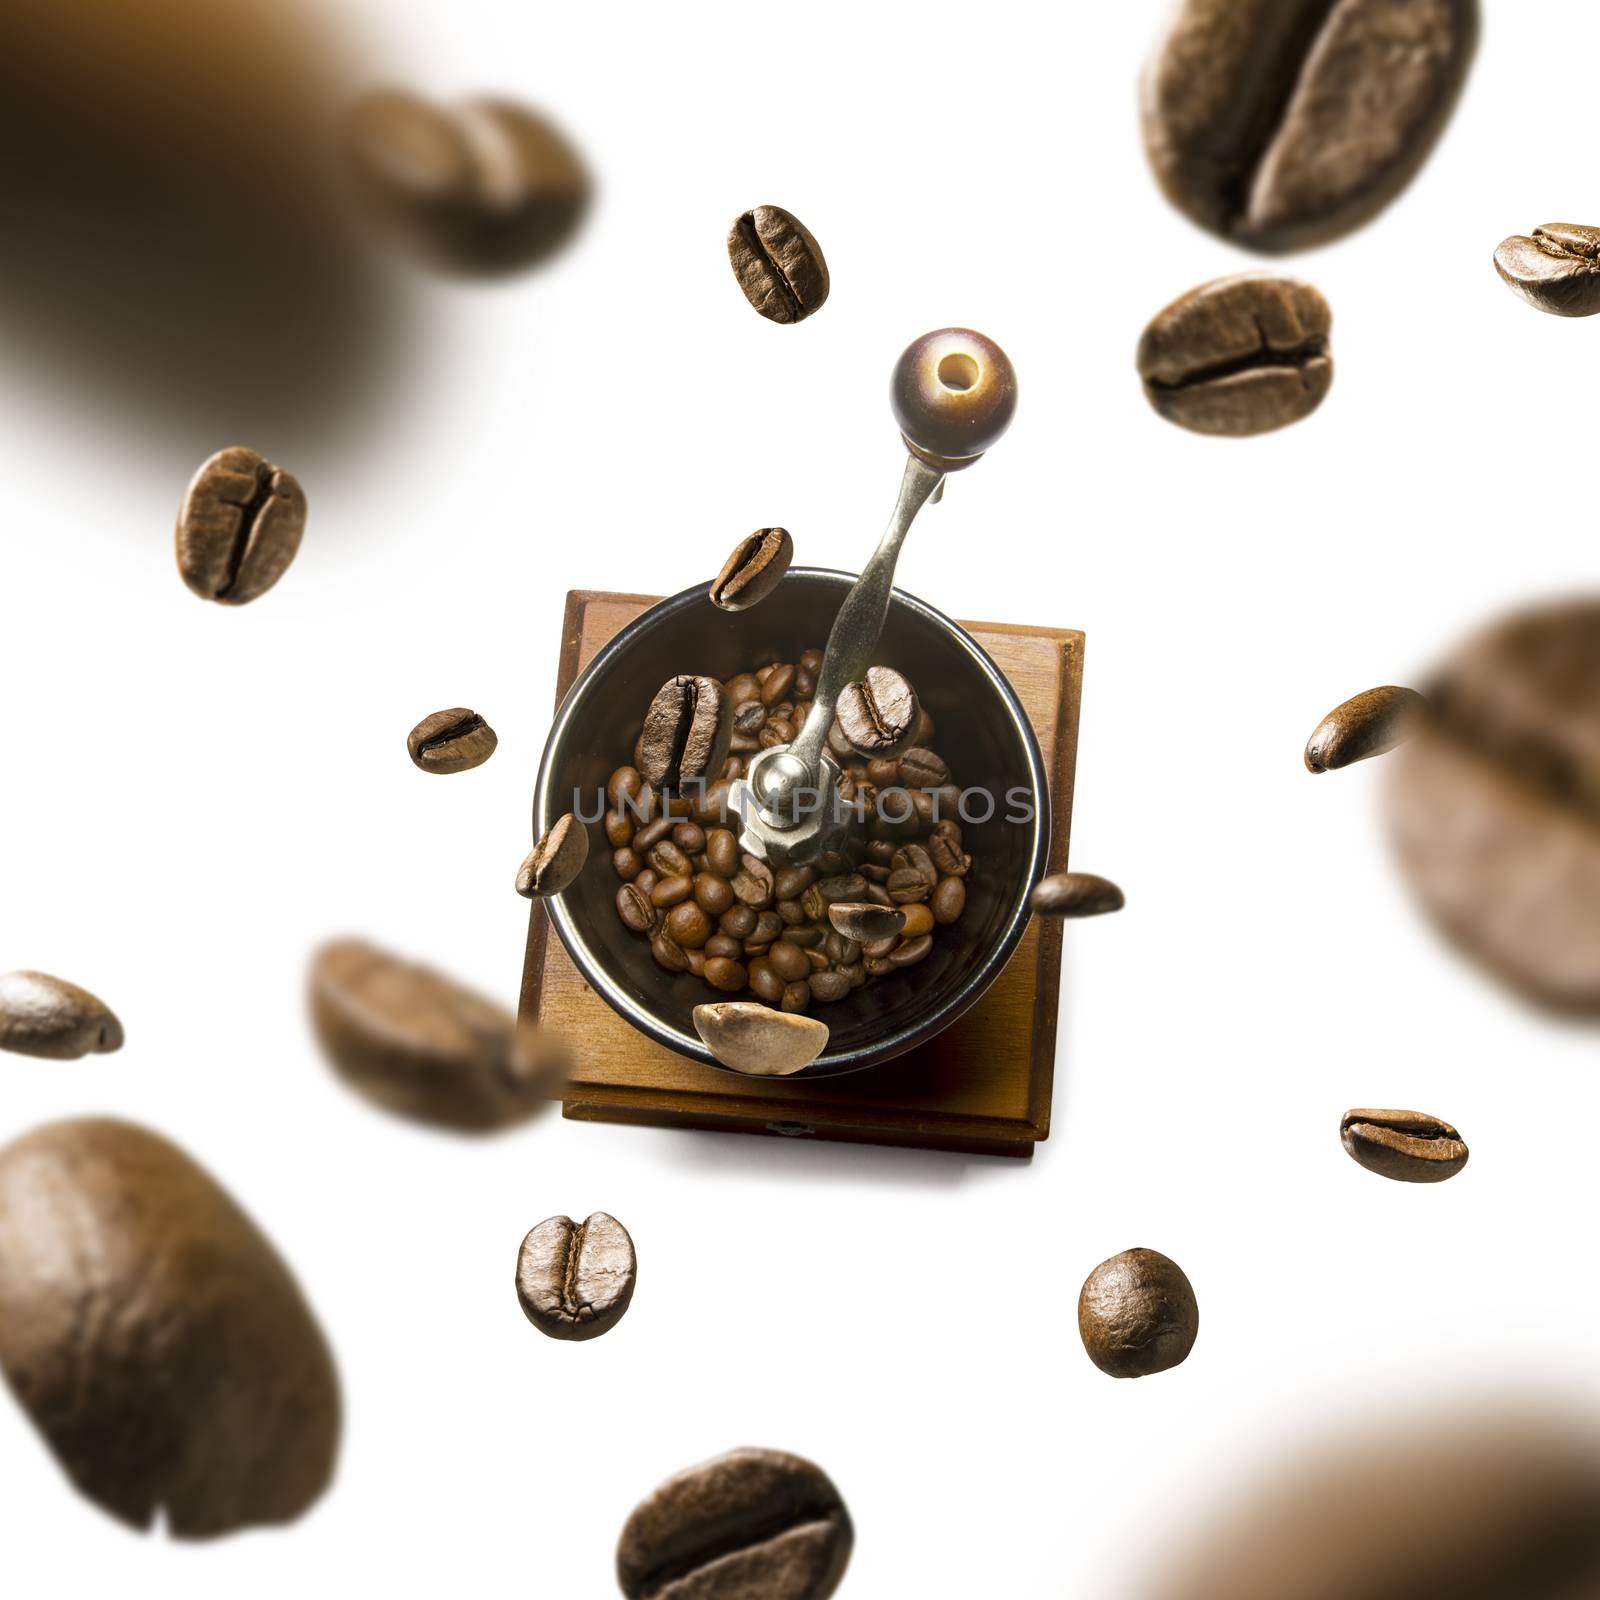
[728,328,1017,867]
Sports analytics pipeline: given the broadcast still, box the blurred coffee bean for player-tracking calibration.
[692,1002,829,1076]
[640,676,732,790]
[1079,1247,1198,1379]
[617,1447,852,1599]
[516,813,589,898]
[1032,873,1124,918]
[0,1117,338,1536]
[515,1212,635,1342]
[309,939,566,1130]
[1143,1404,1600,1600]
[1387,599,1600,1014]
[0,0,403,450]
[1142,0,1479,252]
[1341,1108,1469,1183]
[1494,224,1600,318]
[1305,686,1425,773]
[727,205,830,324]
[345,89,589,277]
[837,667,919,756]
[1139,275,1333,437]
[711,527,794,611]
[407,708,498,774]
[828,903,905,944]
[0,970,122,1059]
[175,447,305,604]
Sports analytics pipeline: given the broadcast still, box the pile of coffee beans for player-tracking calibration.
[604,646,974,1012]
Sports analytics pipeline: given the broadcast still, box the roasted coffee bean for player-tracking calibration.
[613,847,642,881]
[779,897,809,926]
[515,813,589,898]
[1139,275,1333,437]
[761,663,797,706]
[818,873,869,905]
[632,818,671,857]
[748,959,784,1004]
[781,981,812,1012]
[1305,685,1426,773]
[705,828,740,878]
[1387,600,1600,1013]
[648,840,692,879]
[769,940,811,984]
[864,955,894,977]
[862,934,899,961]
[672,822,706,854]
[618,1448,851,1600]
[515,1212,635,1342]
[1341,1108,1468,1183]
[608,766,644,808]
[1079,1247,1198,1379]
[693,872,735,917]
[1147,1406,1600,1600]
[1142,0,1479,253]
[785,924,824,949]
[760,715,796,749]
[733,701,768,741]
[704,957,748,993]
[725,672,762,705]
[897,747,950,789]
[345,91,589,276]
[634,869,659,899]
[732,853,776,908]
[651,932,689,973]
[750,910,785,946]
[727,205,830,324]
[703,934,741,962]
[899,903,935,939]
[720,904,757,940]
[864,883,896,909]
[804,948,830,973]
[175,446,305,605]
[773,865,816,901]
[309,940,566,1130]
[711,527,794,611]
[407,707,498,774]
[928,832,970,878]
[0,1117,339,1535]
[821,932,848,964]
[800,884,827,921]
[1495,224,1600,318]
[0,971,123,1059]
[809,970,851,1003]
[692,1003,829,1076]
[665,902,713,949]
[931,877,966,925]
[836,666,920,756]
[890,934,933,968]
[640,675,731,790]
[617,884,657,934]
[604,810,634,849]
[1032,872,1125,918]
[799,648,825,676]
[888,867,933,904]
[650,874,693,909]
[685,949,707,977]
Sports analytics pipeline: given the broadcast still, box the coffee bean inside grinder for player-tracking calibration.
[603,646,975,1012]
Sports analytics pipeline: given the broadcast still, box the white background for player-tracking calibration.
[2,2,1598,1594]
